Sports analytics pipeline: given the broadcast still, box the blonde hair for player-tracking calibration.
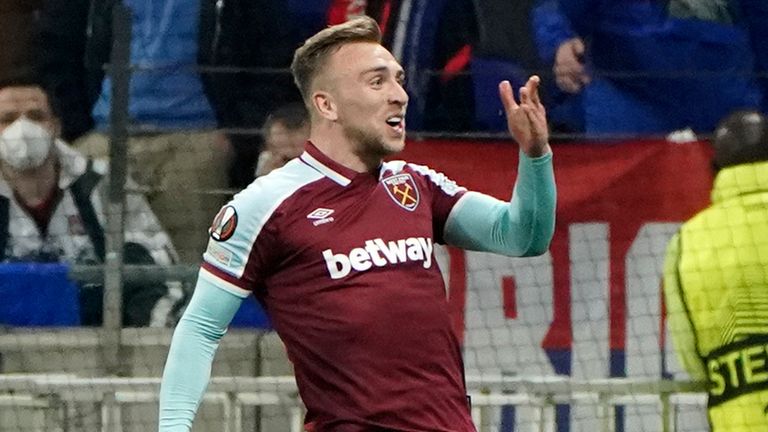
[290,16,382,103]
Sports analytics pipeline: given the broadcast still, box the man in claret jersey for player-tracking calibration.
[160,16,556,432]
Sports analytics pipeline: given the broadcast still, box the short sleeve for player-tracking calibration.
[200,184,281,297]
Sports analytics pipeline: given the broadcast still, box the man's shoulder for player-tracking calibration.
[228,158,326,220]
[382,160,442,180]
[680,203,730,234]
[204,160,324,272]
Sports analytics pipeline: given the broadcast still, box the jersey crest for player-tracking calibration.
[382,173,420,211]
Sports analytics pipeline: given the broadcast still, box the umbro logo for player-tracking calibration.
[307,208,335,226]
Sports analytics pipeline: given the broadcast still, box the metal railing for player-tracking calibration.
[68,264,199,286]
[0,374,707,432]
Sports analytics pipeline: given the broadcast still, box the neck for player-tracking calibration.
[309,122,381,173]
[5,160,58,207]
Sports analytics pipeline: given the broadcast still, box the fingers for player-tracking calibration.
[579,70,592,86]
[527,75,541,107]
[519,76,543,110]
[571,37,586,57]
[555,72,582,94]
[500,76,545,119]
[555,67,589,93]
[498,80,518,115]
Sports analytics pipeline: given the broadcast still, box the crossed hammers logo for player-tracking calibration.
[393,183,417,207]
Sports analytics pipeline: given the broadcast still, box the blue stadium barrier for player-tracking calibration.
[0,263,81,326]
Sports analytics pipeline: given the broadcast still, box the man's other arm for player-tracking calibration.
[158,275,245,431]
[444,150,555,257]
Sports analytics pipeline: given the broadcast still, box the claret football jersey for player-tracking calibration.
[202,142,477,431]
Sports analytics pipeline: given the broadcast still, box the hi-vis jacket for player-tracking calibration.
[664,161,768,431]
[0,141,180,326]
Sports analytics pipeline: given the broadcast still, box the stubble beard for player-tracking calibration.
[343,123,400,163]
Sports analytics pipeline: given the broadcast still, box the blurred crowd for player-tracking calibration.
[0,0,766,326]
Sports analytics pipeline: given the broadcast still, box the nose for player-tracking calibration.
[389,82,409,107]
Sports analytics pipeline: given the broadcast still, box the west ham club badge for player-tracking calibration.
[382,173,420,211]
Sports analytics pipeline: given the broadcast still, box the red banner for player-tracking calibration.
[400,139,713,216]
[400,138,713,359]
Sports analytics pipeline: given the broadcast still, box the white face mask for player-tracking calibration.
[0,117,54,170]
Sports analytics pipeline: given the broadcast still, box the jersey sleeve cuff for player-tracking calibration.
[520,149,553,166]
[199,264,251,298]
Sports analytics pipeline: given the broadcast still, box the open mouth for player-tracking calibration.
[386,115,404,134]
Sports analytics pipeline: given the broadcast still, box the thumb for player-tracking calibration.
[571,38,586,56]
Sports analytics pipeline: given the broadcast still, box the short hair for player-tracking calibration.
[0,76,59,118]
[712,110,768,170]
[263,102,309,137]
[290,16,382,103]
[0,75,43,92]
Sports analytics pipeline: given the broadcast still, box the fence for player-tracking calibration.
[0,374,706,432]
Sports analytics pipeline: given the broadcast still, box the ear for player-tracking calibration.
[312,91,338,122]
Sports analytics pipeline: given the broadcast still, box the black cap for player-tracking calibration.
[712,110,768,170]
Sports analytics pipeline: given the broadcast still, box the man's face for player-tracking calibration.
[0,86,57,135]
[323,42,408,159]
[266,121,308,166]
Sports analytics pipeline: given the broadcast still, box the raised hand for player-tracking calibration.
[499,76,551,158]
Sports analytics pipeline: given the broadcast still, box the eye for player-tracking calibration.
[0,113,17,126]
[370,77,383,88]
[26,110,49,122]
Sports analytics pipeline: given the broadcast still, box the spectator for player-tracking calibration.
[374,0,478,132]
[255,103,309,178]
[663,110,768,431]
[198,0,304,188]
[434,0,584,135]
[39,0,302,262]
[532,0,764,136]
[0,79,180,327]
[667,0,768,117]
[416,0,478,132]
[530,0,585,135]
[298,0,481,132]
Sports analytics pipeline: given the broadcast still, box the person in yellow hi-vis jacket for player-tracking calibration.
[664,110,768,431]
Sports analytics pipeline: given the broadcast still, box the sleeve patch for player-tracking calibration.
[209,205,238,241]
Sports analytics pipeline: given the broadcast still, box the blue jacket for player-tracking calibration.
[91,0,216,131]
[737,0,768,112]
[534,0,765,133]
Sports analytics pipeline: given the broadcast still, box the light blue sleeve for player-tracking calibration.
[158,276,245,431]
[444,151,556,257]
